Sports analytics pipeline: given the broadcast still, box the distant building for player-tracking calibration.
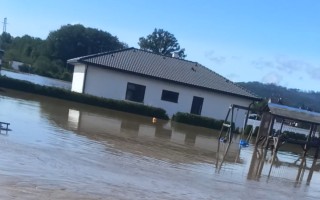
[68,48,260,125]
[9,61,25,71]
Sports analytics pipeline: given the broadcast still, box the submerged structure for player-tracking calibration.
[256,103,320,156]
[68,48,260,124]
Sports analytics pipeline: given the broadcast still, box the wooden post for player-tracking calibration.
[218,107,231,140]
[265,115,275,149]
[303,124,314,157]
[229,106,234,143]
[307,144,319,184]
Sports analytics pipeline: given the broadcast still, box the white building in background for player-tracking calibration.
[68,48,260,125]
[9,61,24,71]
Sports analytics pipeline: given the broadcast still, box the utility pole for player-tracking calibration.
[2,18,7,33]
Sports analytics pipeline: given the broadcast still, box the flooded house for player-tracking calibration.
[68,48,260,124]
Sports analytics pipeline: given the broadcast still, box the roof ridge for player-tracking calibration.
[77,47,135,61]
[130,48,200,65]
[71,47,201,66]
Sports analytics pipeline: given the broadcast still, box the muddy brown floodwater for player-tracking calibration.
[0,89,320,200]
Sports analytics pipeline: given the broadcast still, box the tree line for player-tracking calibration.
[238,81,320,112]
[0,25,186,81]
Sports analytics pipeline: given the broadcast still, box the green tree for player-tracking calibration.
[138,28,186,58]
[1,24,128,81]
[46,24,127,62]
[238,81,320,112]
[2,35,45,69]
[0,32,13,50]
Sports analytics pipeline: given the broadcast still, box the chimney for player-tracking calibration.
[172,52,179,58]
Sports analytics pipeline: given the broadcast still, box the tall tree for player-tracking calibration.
[138,28,186,58]
[1,24,128,81]
[46,24,127,62]
[0,32,13,50]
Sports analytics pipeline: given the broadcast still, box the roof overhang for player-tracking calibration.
[71,60,261,102]
[268,103,320,124]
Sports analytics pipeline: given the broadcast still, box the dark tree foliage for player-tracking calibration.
[138,28,186,58]
[3,35,45,64]
[46,24,127,62]
[238,81,320,112]
[1,24,127,81]
[0,32,13,50]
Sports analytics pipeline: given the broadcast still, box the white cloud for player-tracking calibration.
[261,72,283,85]
[204,50,226,64]
[251,58,274,69]
[251,55,312,73]
[251,55,320,83]
[306,67,320,80]
[274,55,311,74]
[226,73,238,80]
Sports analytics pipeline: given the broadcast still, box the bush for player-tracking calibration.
[283,131,307,141]
[0,76,169,120]
[18,64,31,73]
[172,112,225,130]
[243,125,260,136]
[244,125,253,135]
[60,71,72,81]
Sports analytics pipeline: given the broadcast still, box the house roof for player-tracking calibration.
[68,48,260,100]
[268,103,320,124]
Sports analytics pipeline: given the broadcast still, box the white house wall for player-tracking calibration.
[80,65,253,126]
[71,64,86,93]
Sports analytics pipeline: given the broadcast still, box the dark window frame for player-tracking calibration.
[190,96,204,115]
[125,82,146,103]
[161,90,179,103]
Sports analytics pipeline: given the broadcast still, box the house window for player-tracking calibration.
[125,82,146,103]
[161,90,179,103]
[190,96,204,115]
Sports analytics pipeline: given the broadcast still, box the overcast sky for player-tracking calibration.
[2,0,320,91]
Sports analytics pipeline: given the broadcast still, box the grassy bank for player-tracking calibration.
[0,76,169,120]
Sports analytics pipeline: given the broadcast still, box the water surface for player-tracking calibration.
[0,89,319,199]
[1,70,71,89]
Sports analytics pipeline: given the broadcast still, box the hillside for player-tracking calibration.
[238,81,320,112]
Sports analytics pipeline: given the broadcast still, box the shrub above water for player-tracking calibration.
[172,112,225,130]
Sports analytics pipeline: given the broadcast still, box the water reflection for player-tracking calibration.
[64,106,248,164]
[1,89,320,190]
[66,107,219,155]
[247,147,320,185]
[63,104,320,186]
[1,69,71,90]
